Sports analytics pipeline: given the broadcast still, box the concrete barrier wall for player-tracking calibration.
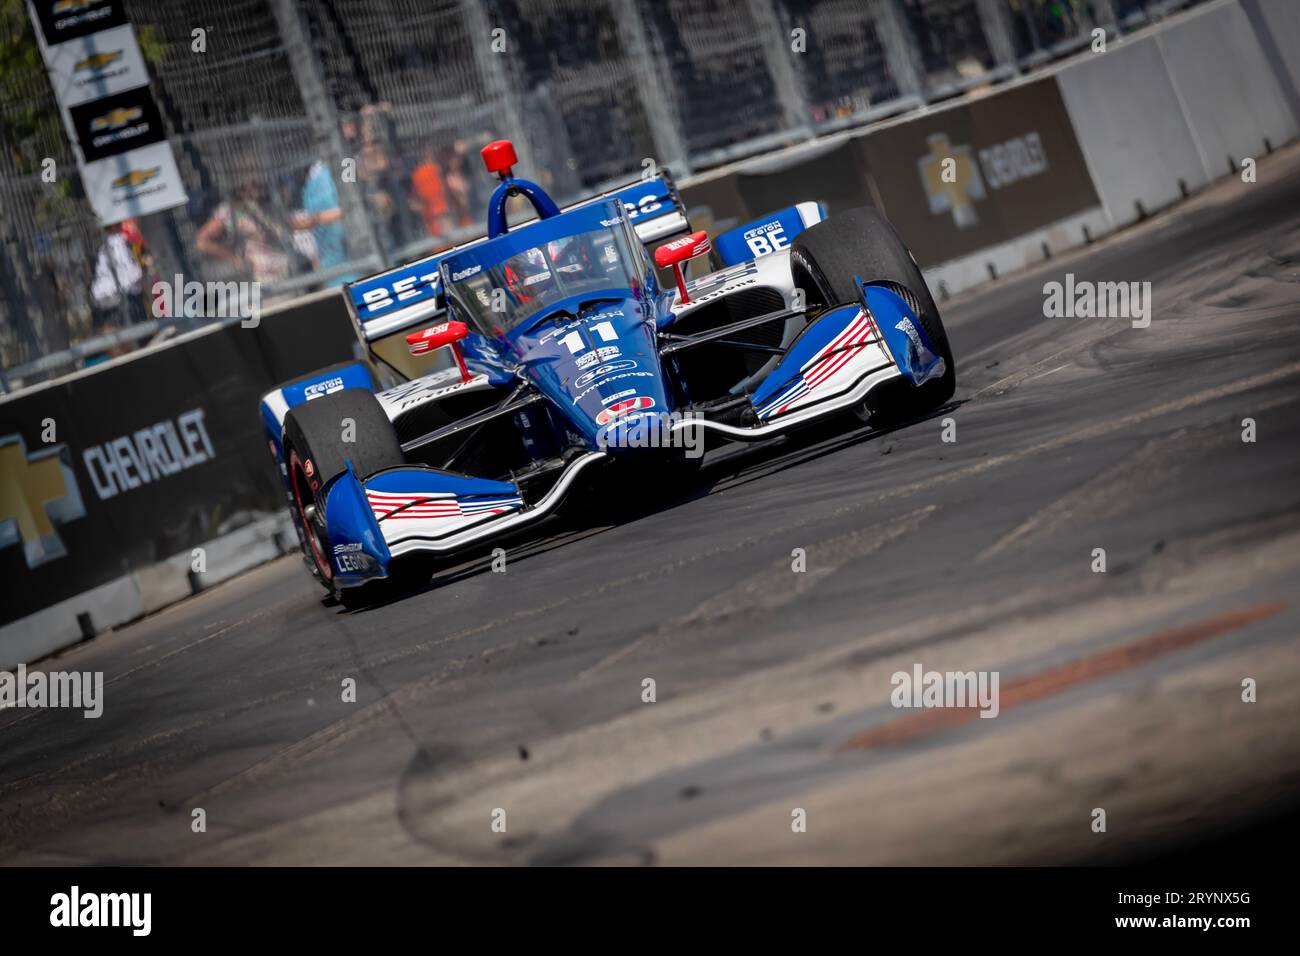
[1057,0,1298,230]
[1241,0,1300,124]
[1156,0,1297,176]
[1054,35,1209,227]
[0,513,293,670]
[0,290,357,667]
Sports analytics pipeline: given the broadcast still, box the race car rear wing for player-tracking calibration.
[344,170,691,347]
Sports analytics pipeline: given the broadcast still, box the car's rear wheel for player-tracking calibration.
[791,206,955,422]
[282,388,405,590]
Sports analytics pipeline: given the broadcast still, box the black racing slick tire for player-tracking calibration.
[282,388,404,588]
[790,206,955,421]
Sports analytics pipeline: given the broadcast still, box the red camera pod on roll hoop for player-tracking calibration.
[481,140,518,180]
[654,230,711,306]
[406,320,471,384]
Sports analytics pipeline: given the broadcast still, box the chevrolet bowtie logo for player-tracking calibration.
[112,167,159,189]
[75,50,123,72]
[53,0,97,12]
[91,107,143,132]
[0,436,86,569]
[917,132,986,229]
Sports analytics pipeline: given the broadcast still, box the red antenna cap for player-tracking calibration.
[481,139,517,177]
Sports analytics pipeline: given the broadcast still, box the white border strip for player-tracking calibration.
[0,512,294,669]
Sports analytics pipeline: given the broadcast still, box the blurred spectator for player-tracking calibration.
[120,217,146,258]
[196,179,291,285]
[409,142,448,238]
[278,174,318,273]
[117,217,169,321]
[441,140,474,231]
[298,158,347,272]
[89,222,146,333]
[358,102,418,250]
[358,104,393,204]
[289,220,320,272]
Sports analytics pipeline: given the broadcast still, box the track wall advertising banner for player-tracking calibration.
[680,76,1101,269]
[857,78,1101,266]
[0,294,358,628]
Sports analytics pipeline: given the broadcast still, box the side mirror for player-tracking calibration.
[654,230,711,305]
[407,320,472,384]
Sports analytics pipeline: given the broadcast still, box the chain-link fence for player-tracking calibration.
[0,0,1209,388]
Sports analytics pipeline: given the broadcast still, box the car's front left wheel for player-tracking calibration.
[282,388,405,590]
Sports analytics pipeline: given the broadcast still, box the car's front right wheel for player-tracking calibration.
[790,206,955,423]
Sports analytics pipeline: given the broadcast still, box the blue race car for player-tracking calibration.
[260,140,954,604]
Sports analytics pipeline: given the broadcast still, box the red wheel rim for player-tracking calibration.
[289,447,332,581]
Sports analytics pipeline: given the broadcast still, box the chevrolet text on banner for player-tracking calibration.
[28,0,187,225]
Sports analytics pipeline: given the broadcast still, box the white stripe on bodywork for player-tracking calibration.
[261,388,290,430]
[376,369,493,421]
[794,201,824,228]
[755,308,891,420]
[382,452,606,558]
[362,299,447,340]
[671,248,795,315]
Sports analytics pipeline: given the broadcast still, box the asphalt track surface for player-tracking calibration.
[3,148,1299,866]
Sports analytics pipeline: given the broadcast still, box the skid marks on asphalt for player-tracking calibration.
[171,503,927,834]
[977,424,1234,562]
[12,509,921,857]
[649,619,1300,865]
[536,553,1300,864]
[178,637,525,808]
[369,539,1298,865]
[968,324,1122,401]
[578,505,938,678]
[722,360,1300,561]
[838,601,1286,751]
[0,669,366,861]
